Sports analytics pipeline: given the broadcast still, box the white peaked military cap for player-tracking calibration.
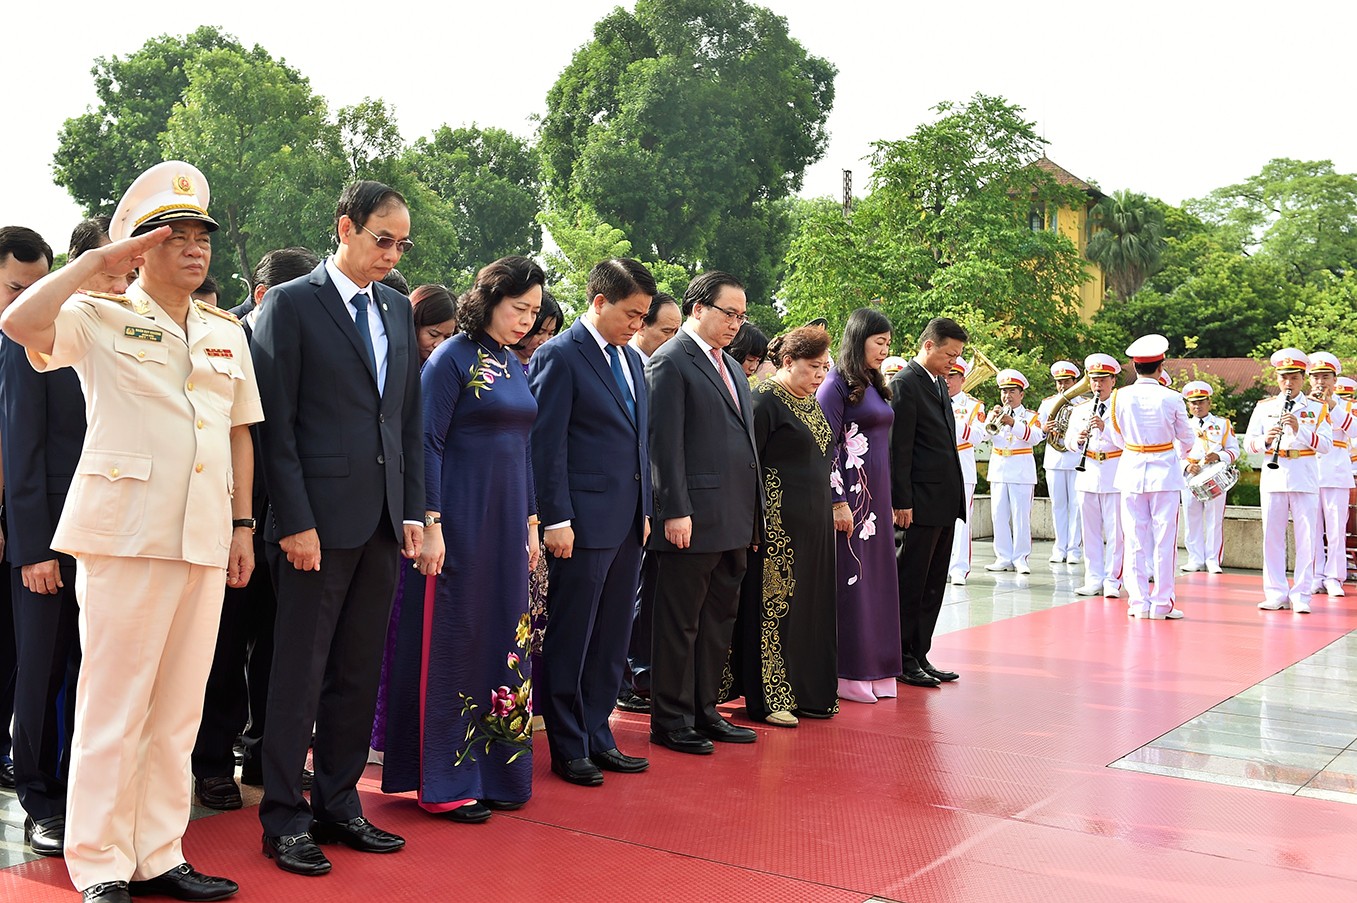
[1084,353,1120,376]
[882,355,908,377]
[1335,376,1356,398]
[1182,381,1212,400]
[1159,371,1174,388]
[110,161,220,242]
[1050,360,1079,379]
[996,369,1028,390]
[1308,352,1341,375]
[1269,348,1309,373]
[1125,334,1169,363]
[949,357,970,377]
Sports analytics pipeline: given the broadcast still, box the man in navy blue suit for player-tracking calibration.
[529,259,656,786]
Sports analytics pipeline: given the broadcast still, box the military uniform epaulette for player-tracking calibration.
[83,290,133,307]
[195,299,240,325]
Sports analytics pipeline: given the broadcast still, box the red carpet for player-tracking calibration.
[7,572,1357,902]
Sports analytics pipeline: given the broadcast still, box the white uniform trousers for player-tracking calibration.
[991,482,1035,567]
[1121,490,1180,615]
[948,481,977,580]
[1181,490,1227,569]
[1314,487,1350,584]
[1080,490,1123,591]
[65,556,226,890]
[1047,469,1083,560]
[1260,491,1318,607]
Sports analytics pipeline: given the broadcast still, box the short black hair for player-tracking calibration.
[645,292,679,325]
[69,216,112,260]
[380,267,410,296]
[586,258,658,305]
[1134,360,1160,377]
[253,247,320,290]
[411,284,457,329]
[919,317,968,347]
[726,323,769,364]
[193,275,220,297]
[513,289,564,351]
[459,255,547,341]
[0,226,54,268]
[682,271,743,316]
[335,180,408,241]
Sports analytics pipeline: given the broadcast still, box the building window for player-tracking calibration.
[1028,204,1044,232]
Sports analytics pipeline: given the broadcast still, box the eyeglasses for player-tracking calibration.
[706,303,748,324]
[356,222,414,254]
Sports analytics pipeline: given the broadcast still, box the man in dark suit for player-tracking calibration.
[529,258,656,786]
[646,271,763,755]
[0,221,105,856]
[252,182,424,877]
[889,317,969,688]
[192,247,320,811]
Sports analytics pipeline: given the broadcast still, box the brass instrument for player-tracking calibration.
[1044,374,1092,453]
[984,405,1013,436]
[961,349,999,396]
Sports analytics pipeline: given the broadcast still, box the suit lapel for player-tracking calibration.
[312,267,378,390]
[682,331,742,420]
[573,320,634,426]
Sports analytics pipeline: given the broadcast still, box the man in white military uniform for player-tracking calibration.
[1244,349,1332,613]
[1306,353,1352,596]
[0,162,262,903]
[945,358,987,585]
[1037,361,1084,564]
[1069,354,1124,598]
[1338,377,1357,481]
[1178,381,1240,575]
[984,369,1044,574]
[1106,335,1196,619]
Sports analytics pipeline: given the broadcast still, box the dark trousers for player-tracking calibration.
[193,534,276,779]
[11,563,80,821]
[1,558,14,761]
[896,521,956,668]
[649,549,747,733]
[623,551,659,697]
[540,538,643,762]
[259,522,398,837]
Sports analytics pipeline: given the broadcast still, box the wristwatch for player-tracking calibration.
[424,514,442,528]
[232,518,257,533]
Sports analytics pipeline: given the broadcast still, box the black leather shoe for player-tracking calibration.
[311,816,404,853]
[83,881,131,902]
[25,815,64,857]
[649,727,714,755]
[590,748,650,773]
[920,660,959,682]
[481,799,523,812]
[444,801,492,823]
[128,862,238,901]
[615,690,651,713]
[551,757,605,786]
[697,718,757,744]
[195,776,243,811]
[898,667,941,688]
[262,832,332,876]
[0,759,14,789]
[238,759,262,786]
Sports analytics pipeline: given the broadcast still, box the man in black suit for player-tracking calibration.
[192,247,320,811]
[529,258,656,787]
[252,182,424,876]
[646,272,762,755]
[889,317,969,689]
[0,221,105,856]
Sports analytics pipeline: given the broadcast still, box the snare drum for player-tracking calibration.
[1188,461,1239,502]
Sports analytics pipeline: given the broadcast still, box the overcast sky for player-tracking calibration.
[4,0,1353,255]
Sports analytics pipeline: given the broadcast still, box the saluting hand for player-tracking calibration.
[97,225,171,278]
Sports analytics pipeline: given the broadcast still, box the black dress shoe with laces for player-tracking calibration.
[615,690,651,713]
[920,660,959,682]
[194,776,243,811]
[0,759,14,789]
[897,666,941,688]
[311,816,405,853]
[590,747,650,773]
[649,727,714,755]
[262,832,332,876]
[83,881,131,902]
[25,815,65,856]
[551,757,605,786]
[128,862,238,901]
[696,718,756,744]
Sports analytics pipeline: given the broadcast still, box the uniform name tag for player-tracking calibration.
[123,326,163,342]
[204,348,234,359]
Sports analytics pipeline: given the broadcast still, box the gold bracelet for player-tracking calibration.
[527,516,541,526]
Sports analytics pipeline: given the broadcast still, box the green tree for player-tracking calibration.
[1270,272,1357,359]
[540,0,835,267]
[1086,189,1165,299]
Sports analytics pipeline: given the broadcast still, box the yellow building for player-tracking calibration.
[1025,156,1107,321]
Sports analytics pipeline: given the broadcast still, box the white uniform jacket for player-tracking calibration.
[987,404,1043,485]
[1069,395,1121,494]
[1244,393,1333,494]
[1037,393,1083,471]
[952,392,985,486]
[1107,378,1196,494]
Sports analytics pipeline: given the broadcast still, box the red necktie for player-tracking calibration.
[711,347,741,412]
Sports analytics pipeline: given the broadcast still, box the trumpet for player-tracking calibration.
[984,404,1013,436]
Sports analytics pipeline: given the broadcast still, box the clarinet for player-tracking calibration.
[1266,390,1296,470]
[1074,400,1105,473]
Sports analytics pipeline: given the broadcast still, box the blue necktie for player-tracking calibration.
[351,291,378,378]
[607,344,636,421]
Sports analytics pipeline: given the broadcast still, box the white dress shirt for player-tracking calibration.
[325,257,389,393]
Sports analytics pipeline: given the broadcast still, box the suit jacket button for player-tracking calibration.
[379,414,385,423]
[377,455,385,465]
[749,462,756,468]
[634,473,641,480]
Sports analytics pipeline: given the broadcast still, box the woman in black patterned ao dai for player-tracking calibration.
[727,327,837,727]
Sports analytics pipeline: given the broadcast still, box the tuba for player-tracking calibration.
[961,348,999,396]
[1044,374,1092,453]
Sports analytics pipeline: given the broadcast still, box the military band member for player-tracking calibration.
[1038,360,1084,564]
[984,369,1043,574]
[946,358,987,585]
[1307,352,1353,596]
[1178,381,1239,575]
[1107,335,1195,619]
[1244,349,1333,613]
[881,355,907,379]
[0,162,261,902]
[1338,377,1357,478]
[1070,354,1124,597]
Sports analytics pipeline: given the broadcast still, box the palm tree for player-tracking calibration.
[1087,190,1166,299]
